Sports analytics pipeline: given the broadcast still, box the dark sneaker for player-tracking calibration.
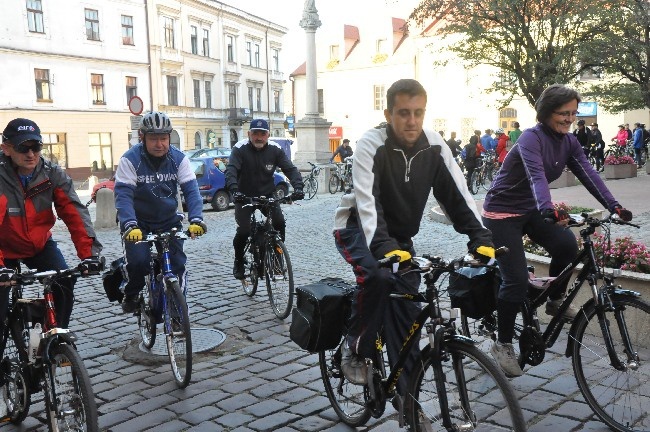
[545,298,579,320]
[233,259,245,280]
[490,341,524,377]
[121,295,139,314]
[340,343,367,385]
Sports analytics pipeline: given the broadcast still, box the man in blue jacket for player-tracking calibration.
[114,111,207,313]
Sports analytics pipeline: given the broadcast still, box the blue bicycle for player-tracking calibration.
[136,229,192,388]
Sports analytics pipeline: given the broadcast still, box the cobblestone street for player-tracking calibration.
[1,181,647,431]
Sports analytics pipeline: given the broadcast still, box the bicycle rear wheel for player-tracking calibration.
[165,280,193,388]
[304,176,318,200]
[571,294,650,432]
[241,242,259,297]
[44,344,98,432]
[407,341,526,432]
[329,174,340,194]
[318,343,372,427]
[264,239,294,319]
[468,172,479,195]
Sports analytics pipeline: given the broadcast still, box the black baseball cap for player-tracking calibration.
[2,118,42,146]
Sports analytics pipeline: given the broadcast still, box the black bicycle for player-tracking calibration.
[302,162,321,200]
[0,262,102,431]
[134,229,193,388]
[319,254,526,431]
[461,214,650,432]
[329,157,353,194]
[240,196,295,319]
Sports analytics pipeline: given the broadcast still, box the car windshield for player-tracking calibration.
[184,147,231,159]
[189,160,205,176]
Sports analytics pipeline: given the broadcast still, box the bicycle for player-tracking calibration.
[302,162,321,200]
[0,261,102,431]
[329,157,353,194]
[134,228,193,388]
[468,151,496,194]
[240,195,295,319]
[319,254,526,431]
[460,213,650,432]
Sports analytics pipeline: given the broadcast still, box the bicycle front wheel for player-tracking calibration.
[264,239,294,319]
[329,174,340,194]
[318,344,372,427]
[304,176,318,200]
[407,340,526,432]
[44,344,98,432]
[165,280,193,388]
[571,294,650,432]
[1,325,31,424]
[138,286,157,349]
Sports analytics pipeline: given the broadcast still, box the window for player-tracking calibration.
[330,45,339,60]
[246,41,252,65]
[373,85,385,110]
[205,81,212,109]
[190,26,198,54]
[193,79,201,107]
[121,15,134,45]
[227,35,234,62]
[164,17,174,48]
[318,89,324,114]
[194,132,201,149]
[42,133,66,167]
[167,75,178,106]
[88,132,112,172]
[272,48,279,72]
[202,29,209,57]
[274,90,281,113]
[248,87,254,112]
[254,43,260,67]
[85,9,100,41]
[376,39,386,53]
[34,68,51,101]
[125,76,137,102]
[228,84,237,108]
[91,74,105,104]
[256,88,262,111]
[27,0,44,33]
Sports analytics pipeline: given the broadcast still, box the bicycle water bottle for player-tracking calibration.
[29,323,42,362]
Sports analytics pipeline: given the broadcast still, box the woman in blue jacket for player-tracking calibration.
[482,84,632,377]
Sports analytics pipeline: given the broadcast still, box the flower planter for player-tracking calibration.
[549,171,576,189]
[604,163,637,179]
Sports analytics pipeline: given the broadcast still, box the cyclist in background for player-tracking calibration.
[0,118,103,329]
[330,138,354,163]
[114,111,206,314]
[332,79,494,408]
[226,119,304,280]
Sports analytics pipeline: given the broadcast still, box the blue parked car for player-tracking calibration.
[188,157,289,211]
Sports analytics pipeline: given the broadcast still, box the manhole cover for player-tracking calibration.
[138,328,226,356]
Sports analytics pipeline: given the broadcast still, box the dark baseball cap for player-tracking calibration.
[249,119,269,131]
[2,118,42,146]
[577,119,585,125]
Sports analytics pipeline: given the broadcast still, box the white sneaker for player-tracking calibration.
[545,298,580,320]
[340,343,368,385]
[491,341,524,377]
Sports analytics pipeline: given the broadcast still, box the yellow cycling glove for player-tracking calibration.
[384,249,412,263]
[473,245,495,264]
[123,226,143,242]
[188,221,207,237]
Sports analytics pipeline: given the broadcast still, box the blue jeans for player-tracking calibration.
[3,239,75,328]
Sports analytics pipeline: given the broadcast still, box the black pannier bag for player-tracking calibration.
[290,278,354,352]
[447,266,499,319]
[102,257,126,303]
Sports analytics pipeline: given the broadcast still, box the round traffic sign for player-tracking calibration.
[128,96,144,116]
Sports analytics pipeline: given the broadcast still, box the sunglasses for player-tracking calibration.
[13,142,43,154]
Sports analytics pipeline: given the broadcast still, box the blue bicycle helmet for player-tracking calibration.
[140,111,173,135]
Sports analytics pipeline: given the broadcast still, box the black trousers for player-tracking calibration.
[233,201,285,260]
[334,226,421,396]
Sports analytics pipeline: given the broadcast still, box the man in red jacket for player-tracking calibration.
[0,118,103,328]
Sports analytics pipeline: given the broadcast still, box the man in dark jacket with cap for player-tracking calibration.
[226,119,304,279]
[573,119,593,157]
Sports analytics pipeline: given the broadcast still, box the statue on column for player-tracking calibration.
[300,0,321,29]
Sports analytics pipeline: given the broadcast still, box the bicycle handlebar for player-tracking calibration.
[241,195,294,207]
[565,212,640,229]
[11,262,102,286]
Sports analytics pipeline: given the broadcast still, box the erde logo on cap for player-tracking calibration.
[17,125,36,132]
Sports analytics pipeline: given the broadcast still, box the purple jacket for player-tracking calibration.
[484,123,619,214]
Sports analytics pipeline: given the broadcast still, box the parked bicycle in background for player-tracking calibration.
[302,162,321,200]
[329,156,353,194]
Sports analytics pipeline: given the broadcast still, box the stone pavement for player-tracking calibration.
[1,173,648,431]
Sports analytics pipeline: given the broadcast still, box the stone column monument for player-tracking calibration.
[293,0,332,167]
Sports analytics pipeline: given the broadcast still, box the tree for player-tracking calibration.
[581,0,650,112]
[409,0,614,108]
